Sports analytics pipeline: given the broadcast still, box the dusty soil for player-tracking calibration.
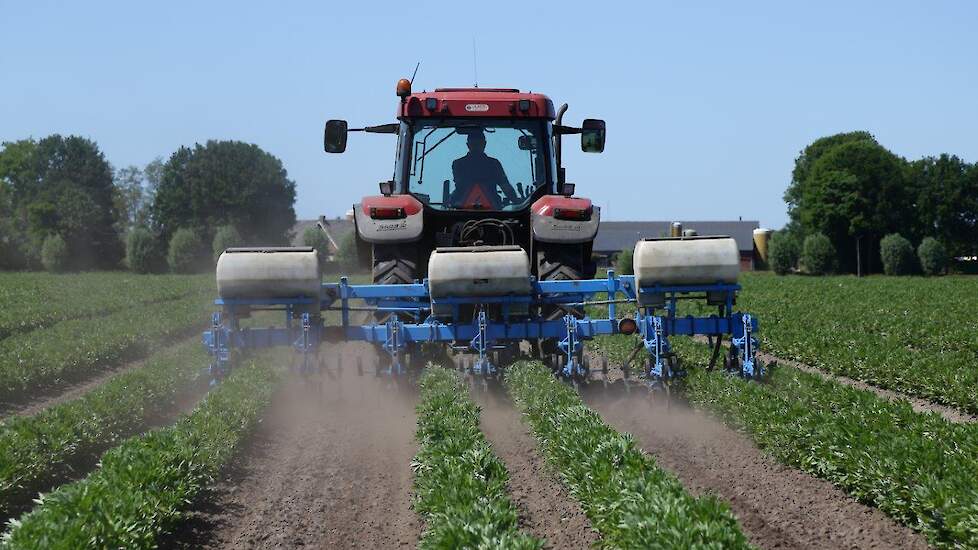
[167,342,421,549]
[473,388,600,549]
[581,384,930,550]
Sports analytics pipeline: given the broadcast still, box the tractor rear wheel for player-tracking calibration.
[372,243,418,285]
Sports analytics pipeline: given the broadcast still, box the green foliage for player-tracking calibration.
[40,235,69,273]
[413,368,543,549]
[504,361,750,548]
[674,339,978,549]
[767,231,800,275]
[879,233,916,275]
[800,233,835,275]
[126,227,162,274]
[335,231,359,270]
[614,247,634,275]
[167,228,204,273]
[0,136,124,270]
[0,340,206,517]
[0,291,211,401]
[917,237,948,276]
[301,225,331,269]
[786,133,915,273]
[113,165,150,233]
[1,357,278,549]
[908,155,978,258]
[0,271,205,339]
[150,141,297,247]
[735,272,978,414]
[211,224,242,263]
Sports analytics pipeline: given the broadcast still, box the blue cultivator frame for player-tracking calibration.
[202,271,763,383]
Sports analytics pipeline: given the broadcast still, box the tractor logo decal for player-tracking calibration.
[376,220,408,231]
[464,103,490,112]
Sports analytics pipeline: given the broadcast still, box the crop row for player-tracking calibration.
[0,291,212,402]
[669,337,978,549]
[736,273,978,414]
[413,367,542,549]
[0,272,211,340]
[0,339,208,518]
[1,354,279,549]
[504,360,751,549]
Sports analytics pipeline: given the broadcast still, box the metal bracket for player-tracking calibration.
[292,313,315,374]
[469,310,496,375]
[383,315,405,374]
[205,312,231,383]
[558,314,586,377]
[732,313,762,378]
[641,315,671,379]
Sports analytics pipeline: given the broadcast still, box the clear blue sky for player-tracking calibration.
[2,1,976,228]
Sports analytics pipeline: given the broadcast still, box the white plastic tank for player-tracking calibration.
[216,247,322,299]
[428,246,532,299]
[633,236,740,287]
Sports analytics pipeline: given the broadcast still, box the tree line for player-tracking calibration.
[770,131,978,276]
[0,135,297,273]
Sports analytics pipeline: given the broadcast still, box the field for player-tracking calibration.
[0,270,974,548]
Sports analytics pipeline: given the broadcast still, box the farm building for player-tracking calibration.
[593,220,762,270]
[293,218,763,270]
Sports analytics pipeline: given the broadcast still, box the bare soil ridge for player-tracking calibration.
[583,385,929,550]
[169,343,421,549]
[473,387,600,549]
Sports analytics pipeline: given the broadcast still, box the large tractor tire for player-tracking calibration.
[372,243,419,285]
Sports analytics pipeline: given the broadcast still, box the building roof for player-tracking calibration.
[593,221,761,253]
[291,218,355,250]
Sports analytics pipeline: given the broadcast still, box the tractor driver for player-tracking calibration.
[450,130,520,209]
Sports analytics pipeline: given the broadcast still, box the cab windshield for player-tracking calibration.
[403,119,552,211]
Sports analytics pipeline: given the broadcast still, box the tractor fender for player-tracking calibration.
[353,195,424,244]
[530,196,600,244]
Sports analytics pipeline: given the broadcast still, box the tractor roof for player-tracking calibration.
[398,88,556,120]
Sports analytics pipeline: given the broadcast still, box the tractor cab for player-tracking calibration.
[323,79,606,286]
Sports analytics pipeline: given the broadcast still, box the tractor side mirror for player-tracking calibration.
[581,119,606,153]
[324,120,348,153]
[518,135,537,151]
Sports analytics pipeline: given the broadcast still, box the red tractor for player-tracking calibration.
[323,78,605,299]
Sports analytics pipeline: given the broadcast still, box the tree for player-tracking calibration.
[151,141,296,248]
[917,237,948,276]
[615,247,634,275]
[41,234,69,273]
[768,231,800,275]
[113,165,149,233]
[800,233,836,275]
[787,135,910,274]
[212,224,243,263]
[168,228,204,273]
[0,135,124,270]
[879,233,916,276]
[908,155,978,259]
[785,131,877,217]
[335,231,360,270]
[301,225,332,270]
[126,227,162,274]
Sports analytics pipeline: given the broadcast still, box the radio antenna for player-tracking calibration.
[410,61,421,83]
[472,38,479,88]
